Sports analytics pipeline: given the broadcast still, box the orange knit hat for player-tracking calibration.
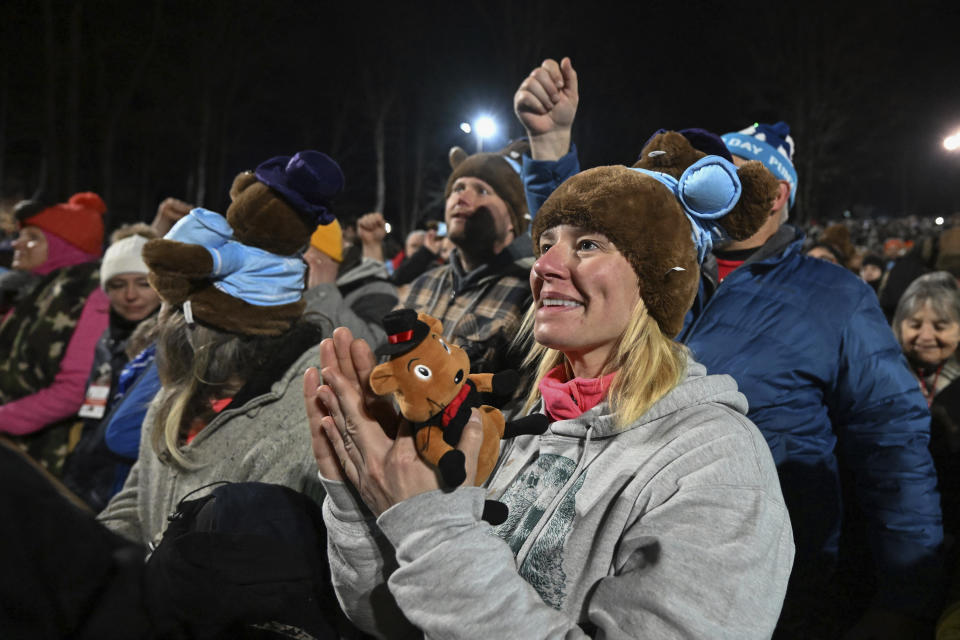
[23,192,107,255]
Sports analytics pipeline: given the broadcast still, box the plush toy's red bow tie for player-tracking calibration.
[441,383,471,427]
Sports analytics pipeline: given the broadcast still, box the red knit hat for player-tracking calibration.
[23,192,107,255]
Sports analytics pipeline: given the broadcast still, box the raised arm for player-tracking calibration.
[514,57,579,161]
[514,57,581,218]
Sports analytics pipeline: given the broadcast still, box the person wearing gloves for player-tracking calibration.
[0,192,109,476]
[303,215,397,351]
[305,162,794,639]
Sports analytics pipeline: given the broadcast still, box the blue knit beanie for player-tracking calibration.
[722,122,798,209]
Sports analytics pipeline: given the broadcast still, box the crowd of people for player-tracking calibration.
[1,55,959,640]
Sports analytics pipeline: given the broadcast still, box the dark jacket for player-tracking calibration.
[62,311,146,512]
[680,225,944,618]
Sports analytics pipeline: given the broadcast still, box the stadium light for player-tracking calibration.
[945,130,960,151]
[474,116,497,152]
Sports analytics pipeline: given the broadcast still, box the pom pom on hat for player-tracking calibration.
[310,219,343,262]
[69,192,108,215]
[100,234,150,289]
[23,191,107,255]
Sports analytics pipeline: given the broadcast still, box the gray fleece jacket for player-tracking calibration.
[303,256,396,351]
[321,359,794,639]
[98,333,325,548]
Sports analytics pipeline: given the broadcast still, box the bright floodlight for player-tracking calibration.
[937,217,945,226]
[946,132,960,151]
[475,116,497,139]
[385,222,392,234]
[459,122,472,134]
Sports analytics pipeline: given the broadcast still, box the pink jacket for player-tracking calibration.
[0,288,110,435]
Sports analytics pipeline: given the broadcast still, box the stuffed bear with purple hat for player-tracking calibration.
[142,151,344,335]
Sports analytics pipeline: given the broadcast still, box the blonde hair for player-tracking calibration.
[151,306,284,468]
[519,299,688,429]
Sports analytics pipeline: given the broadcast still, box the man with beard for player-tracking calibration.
[399,142,533,376]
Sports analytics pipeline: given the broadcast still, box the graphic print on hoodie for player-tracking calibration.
[494,453,587,609]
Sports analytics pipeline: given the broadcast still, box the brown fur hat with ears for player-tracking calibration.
[142,151,344,336]
[445,139,530,236]
[634,130,778,241]
[532,165,700,338]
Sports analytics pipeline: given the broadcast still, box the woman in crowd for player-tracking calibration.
[306,164,794,639]
[893,271,960,532]
[0,199,48,312]
[97,151,342,547]
[62,224,162,511]
[0,192,109,475]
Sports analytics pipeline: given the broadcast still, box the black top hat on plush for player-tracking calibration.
[377,308,431,357]
[254,150,345,227]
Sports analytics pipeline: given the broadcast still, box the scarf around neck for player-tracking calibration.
[539,365,616,422]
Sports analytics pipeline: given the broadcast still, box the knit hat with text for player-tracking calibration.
[722,122,798,209]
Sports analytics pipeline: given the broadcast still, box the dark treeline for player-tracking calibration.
[1,0,957,237]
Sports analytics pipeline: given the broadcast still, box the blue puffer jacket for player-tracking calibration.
[680,225,943,617]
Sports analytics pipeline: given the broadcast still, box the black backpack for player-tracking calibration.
[144,481,350,639]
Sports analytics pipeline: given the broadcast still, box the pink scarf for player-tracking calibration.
[31,230,100,276]
[539,365,616,422]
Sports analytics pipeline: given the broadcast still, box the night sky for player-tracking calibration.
[1,0,958,236]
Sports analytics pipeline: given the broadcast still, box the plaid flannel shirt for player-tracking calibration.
[400,248,533,375]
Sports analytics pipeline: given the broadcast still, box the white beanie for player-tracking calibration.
[100,234,150,289]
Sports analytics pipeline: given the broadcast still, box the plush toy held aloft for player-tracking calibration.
[142,151,344,335]
[370,309,548,491]
[634,129,778,242]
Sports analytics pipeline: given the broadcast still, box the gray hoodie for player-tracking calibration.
[321,359,794,639]
[303,256,396,350]
[99,339,325,548]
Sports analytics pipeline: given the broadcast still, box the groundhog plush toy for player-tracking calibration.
[370,309,548,522]
[634,129,778,243]
[142,151,344,335]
